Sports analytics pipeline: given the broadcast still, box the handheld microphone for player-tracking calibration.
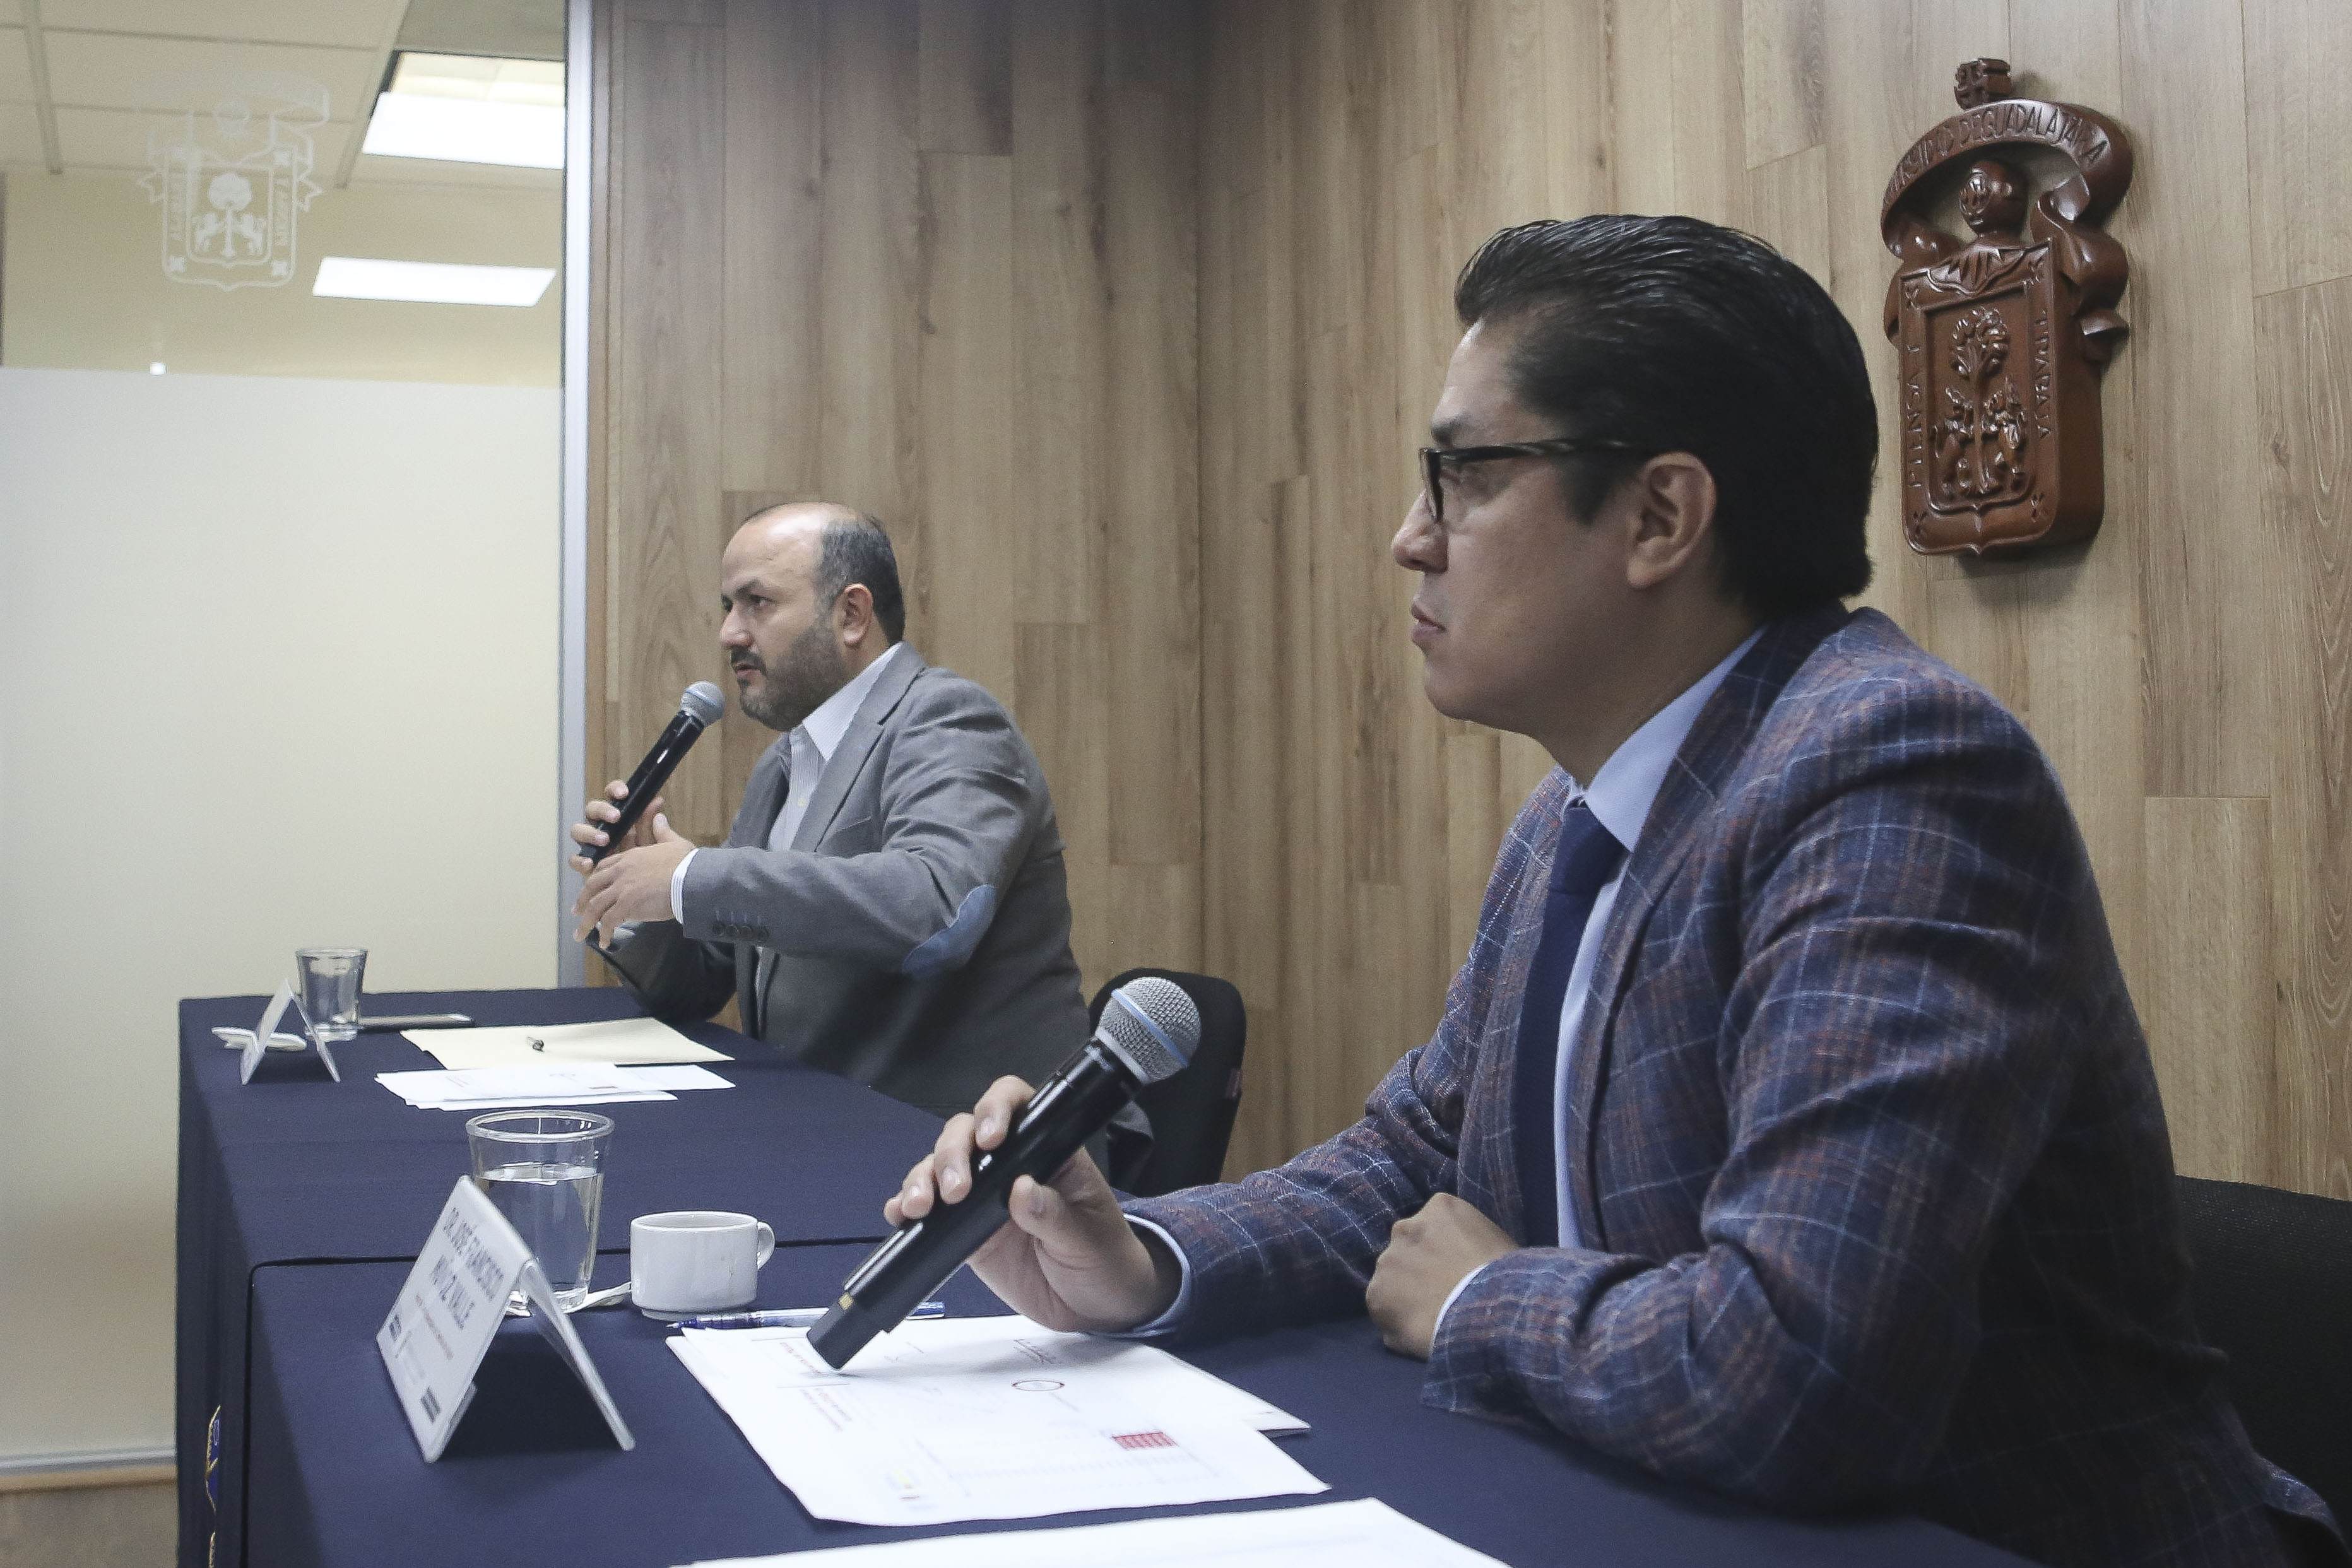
[807,977,1202,1368]
[581,682,725,868]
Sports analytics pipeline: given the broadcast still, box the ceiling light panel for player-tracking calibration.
[313,256,557,307]
[390,52,563,107]
[360,51,564,168]
[362,93,561,167]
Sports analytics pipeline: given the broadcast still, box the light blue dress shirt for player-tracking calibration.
[1133,628,1762,1336]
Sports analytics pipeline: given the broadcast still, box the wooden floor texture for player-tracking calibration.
[0,1480,172,1568]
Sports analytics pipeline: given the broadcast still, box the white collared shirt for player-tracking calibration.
[668,641,904,921]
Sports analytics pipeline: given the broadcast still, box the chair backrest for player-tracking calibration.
[1089,968,1246,1198]
[2176,1174,2352,1524]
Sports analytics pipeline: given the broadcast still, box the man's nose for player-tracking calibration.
[719,610,748,645]
[1392,492,1441,571]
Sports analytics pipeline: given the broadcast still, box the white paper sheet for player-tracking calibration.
[672,1499,1505,1568]
[409,1017,731,1070]
[375,1062,735,1110]
[791,1316,1308,1437]
[627,1065,736,1090]
[666,1315,1327,1526]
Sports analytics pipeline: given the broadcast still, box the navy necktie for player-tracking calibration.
[1511,801,1627,1247]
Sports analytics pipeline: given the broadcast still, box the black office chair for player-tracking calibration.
[2176,1175,2352,1525]
[1089,968,1246,1198]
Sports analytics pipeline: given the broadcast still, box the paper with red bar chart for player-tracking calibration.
[668,1315,1327,1526]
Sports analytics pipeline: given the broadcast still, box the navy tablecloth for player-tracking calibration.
[241,1248,2026,1568]
[177,987,947,1568]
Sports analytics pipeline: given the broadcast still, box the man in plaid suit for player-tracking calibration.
[889,217,2337,1567]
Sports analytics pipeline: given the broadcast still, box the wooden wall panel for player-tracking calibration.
[1194,0,2352,1197]
[1102,15,1202,880]
[596,0,2352,1201]
[916,149,1019,704]
[2120,0,2271,800]
[1010,0,1108,628]
[591,0,1205,1029]
[2242,0,2352,298]
[2256,274,2352,1198]
[815,0,920,542]
[2143,797,2276,1184]
[608,6,730,845]
[719,0,822,497]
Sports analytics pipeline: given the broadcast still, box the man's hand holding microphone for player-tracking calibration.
[569,777,692,945]
[568,681,725,945]
[886,1074,1181,1335]
[807,978,1200,1366]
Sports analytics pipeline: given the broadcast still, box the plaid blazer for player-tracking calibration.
[1130,608,2336,1567]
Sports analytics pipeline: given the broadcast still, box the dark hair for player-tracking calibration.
[808,511,906,644]
[1453,215,1876,618]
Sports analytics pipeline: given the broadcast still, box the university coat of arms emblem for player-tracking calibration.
[1881,59,2135,555]
[138,73,328,292]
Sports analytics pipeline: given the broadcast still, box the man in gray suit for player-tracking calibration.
[570,502,1090,1118]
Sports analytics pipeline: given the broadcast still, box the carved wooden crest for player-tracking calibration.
[1882,59,2134,555]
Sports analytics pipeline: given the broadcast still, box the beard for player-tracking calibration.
[735,617,848,732]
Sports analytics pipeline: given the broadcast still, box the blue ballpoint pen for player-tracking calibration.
[677,1299,947,1329]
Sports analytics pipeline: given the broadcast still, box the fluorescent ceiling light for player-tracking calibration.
[314,257,557,308]
[390,53,565,107]
[362,52,565,167]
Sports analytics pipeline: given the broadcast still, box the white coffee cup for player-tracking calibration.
[630,1210,776,1319]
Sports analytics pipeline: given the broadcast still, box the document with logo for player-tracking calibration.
[672,1499,1506,1567]
[667,1315,1325,1526]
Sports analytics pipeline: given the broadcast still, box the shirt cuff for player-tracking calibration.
[669,848,697,923]
[1431,1259,1494,1345]
[1099,1215,1194,1338]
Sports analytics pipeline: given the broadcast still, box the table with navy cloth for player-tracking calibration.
[182,986,2030,1567]
[176,986,942,1568]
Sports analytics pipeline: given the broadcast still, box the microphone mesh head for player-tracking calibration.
[681,682,726,726]
[1097,978,1200,1085]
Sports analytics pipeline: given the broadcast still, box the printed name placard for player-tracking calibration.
[376,1176,634,1461]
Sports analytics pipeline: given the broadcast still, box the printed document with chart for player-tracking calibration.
[668,1316,1327,1526]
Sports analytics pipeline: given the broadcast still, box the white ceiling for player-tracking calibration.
[43,0,394,49]
[0,0,560,189]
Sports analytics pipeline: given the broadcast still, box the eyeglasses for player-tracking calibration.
[1418,438,1653,527]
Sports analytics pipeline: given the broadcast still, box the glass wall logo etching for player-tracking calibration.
[138,73,328,291]
[1881,59,2134,556]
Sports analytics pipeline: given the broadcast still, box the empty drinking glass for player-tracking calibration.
[295,947,367,1046]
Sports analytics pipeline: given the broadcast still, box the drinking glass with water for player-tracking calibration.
[464,1109,613,1312]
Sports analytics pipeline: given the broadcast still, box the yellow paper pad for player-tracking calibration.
[410,1017,732,1070]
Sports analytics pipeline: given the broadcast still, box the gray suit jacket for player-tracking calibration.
[613,646,1091,1117]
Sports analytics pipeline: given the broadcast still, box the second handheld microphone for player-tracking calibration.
[581,681,726,868]
[807,977,1202,1368]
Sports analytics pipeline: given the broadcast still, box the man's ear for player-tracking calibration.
[835,583,877,649]
[1623,452,1718,592]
